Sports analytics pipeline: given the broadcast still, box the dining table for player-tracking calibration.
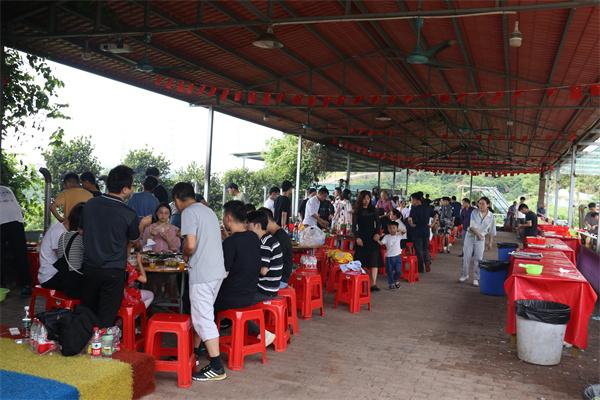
[524,237,577,264]
[143,262,188,314]
[505,250,597,349]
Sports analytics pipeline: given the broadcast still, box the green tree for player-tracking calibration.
[122,147,171,186]
[42,135,102,196]
[262,135,326,190]
[171,161,222,212]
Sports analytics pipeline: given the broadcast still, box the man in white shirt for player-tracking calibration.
[0,185,32,295]
[227,183,246,203]
[263,186,280,213]
[303,187,330,228]
[37,222,67,286]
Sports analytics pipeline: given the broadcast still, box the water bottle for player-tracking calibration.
[91,327,102,357]
[22,306,31,338]
[102,328,114,357]
[30,319,39,351]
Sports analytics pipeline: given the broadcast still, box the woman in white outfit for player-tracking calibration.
[460,197,495,287]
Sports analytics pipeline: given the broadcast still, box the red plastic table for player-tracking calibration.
[524,237,577,265]
[540,232,581,257]
[504,251,597,349]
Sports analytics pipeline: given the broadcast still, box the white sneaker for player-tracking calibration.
[473,279,479,287]
[458,275,469,283]
[264,330,276,347]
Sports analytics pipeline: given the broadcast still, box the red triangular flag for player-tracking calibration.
[568,133,577,141]
[154,75,164,86]
[353,95,363,104]
[233,90,243,102]
[322,96,331,108]
[207,86,218,97]
[176,81,184,93]
[292,94,304,105]
[370,95,381,105]
[546,87,558,97]
[438,93,451,103]
[590,84,600,96]
[186,83,194,95]
[307,95,317,107]
[276,92,285,104]
[386,95,397,106]
[335,95,346,107]
[456,93,466,103]
[569,85,582,100]
[262,92,272,105]
[247,91,257,104]
[164,78,173,89]
[220,88,230,101]
[402,95,414,104]
[473,92,485,102]
[490,91,504,104]
[197,84,206,95]
[511,90,522,103]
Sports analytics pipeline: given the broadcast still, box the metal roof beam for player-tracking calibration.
[187,103,595,111]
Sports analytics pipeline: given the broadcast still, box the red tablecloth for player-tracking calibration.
[541,232,581,256]
[524,237,576,264]
[505,251,597,349]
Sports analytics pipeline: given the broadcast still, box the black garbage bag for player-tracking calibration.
[497,242,519,248]
[515,300,571,325]
[583,384,600,400]
[479,259,510,272]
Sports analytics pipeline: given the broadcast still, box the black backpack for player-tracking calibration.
[57,305,99,356]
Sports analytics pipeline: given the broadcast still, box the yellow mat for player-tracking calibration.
[0,338,132,400]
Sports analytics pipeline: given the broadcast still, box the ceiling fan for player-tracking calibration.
[406,18,456,68]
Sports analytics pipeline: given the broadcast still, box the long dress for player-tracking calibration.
[353,207,382,269]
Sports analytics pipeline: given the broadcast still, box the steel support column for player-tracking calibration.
[553,168,560,221]
[392,165,396,194]
[469,174,474,200]
[405,169,409,196]
[537,172,546,211]
[204,106,214,201]
[345,152,351,188]
[377,160,381,189]
[293,135,303,218]
[567,148,576,226]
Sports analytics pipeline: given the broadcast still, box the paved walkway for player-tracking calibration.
[1,231,598,399]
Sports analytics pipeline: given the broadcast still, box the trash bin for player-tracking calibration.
[583,384,600,400]
[478,260,509,296]
[515,300,571,366]
[497,242,519,262]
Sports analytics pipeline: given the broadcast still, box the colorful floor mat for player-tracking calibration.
[0,339,132,400]
[0,370,79,400]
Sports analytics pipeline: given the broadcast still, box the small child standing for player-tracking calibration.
[378,221,403,289]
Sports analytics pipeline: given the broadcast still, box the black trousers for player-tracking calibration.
[81,267,126,328]
[41,270,83,299]
[0,221,31,288]
[413,236,431,273]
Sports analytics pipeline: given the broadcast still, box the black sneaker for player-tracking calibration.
[394,282,400,289]
[370,285,380,292]
[192,364,227,382]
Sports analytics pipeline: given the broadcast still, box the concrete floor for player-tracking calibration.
[1,231,598,400]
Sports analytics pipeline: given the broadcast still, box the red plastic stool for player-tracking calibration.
[340,238,354,252]
[404,242,415,256]
[290,272,325,319]
[324,236,336,248]
[216,305,267,371]
[26,250,40,286]
[278,287,299,335]
[29,285,80,318]
[144,313,194,388]
[334,272,371,313]
[378,247,387,277]
[429,240,437,260]
[326,263,342,293]
[401,255,420,283]
[259,297,290,352]
[118,301,147,351]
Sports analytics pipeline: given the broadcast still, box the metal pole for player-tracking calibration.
[345,152,351,188]
[263,186,267,202]
[204,106,214,201]
[405,169,409,196]
[222,184,226,205]
[469,174,474,200]
[536,171,546,212]
[377,160,381,189]
[567,147,576,226]
[392,164,396,194]
[553,168,560,222]
[293,134,303,218]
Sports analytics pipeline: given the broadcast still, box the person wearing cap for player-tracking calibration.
[274,180,294,227]
[80,172,102,197]
[226,183,246,203]
[263,186,280,213]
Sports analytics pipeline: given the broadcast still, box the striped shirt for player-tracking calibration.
[257,234,283,296]
[57,231,84,272]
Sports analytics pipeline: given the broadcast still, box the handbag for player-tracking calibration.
[53,233,82,275]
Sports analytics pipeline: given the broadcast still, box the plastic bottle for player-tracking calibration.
[91,327,102,357]
[22,306,31,338]
[30,319,39,351]
[102,328,114,357]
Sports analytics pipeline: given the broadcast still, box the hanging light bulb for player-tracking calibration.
[253,26,284,49]
[510,21,522,48]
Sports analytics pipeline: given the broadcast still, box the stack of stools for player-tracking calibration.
[216,305,267,370]
[29,285,80,317]
[314,247,331,285]
[400,255,419,283]
[404,242,415,255]
[326,263,343,294]
[340,238,355,254]
[334,272,371,313]
[290,269,325,319]
[118,301,147,351]
[429,239,437,260]
[378,247,387,277]
[259,297,290,352]
[144,313,195,388]
[278,287,299,335]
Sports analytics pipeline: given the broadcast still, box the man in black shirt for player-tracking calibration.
[298,188,316,221]
[145,167,169,203]
[273,180,294,227]
[80,165,152,327]
[214,201,261,312]
[260,207,293,289]
[407,193,432,273]
[517,204,539,238]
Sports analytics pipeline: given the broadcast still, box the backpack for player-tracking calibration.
[36,308,73,341]
[57,305,99,356]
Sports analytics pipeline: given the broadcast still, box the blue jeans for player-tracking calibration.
[386,255,402,285]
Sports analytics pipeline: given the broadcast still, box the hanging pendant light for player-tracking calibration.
[509,21,522,48]
[253,26,284,49]
[375,111,392,122]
